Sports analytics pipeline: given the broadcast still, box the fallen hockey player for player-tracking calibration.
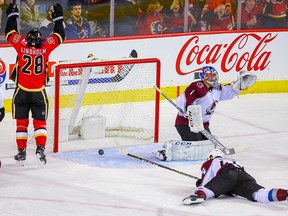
[182,148,288,205]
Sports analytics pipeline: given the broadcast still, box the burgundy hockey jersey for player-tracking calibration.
[175,80,238,127]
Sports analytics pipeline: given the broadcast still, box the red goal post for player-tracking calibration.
[51,56,161,153]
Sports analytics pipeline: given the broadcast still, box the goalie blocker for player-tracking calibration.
[154,140,214,161]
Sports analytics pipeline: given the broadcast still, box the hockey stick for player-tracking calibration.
[115,141,199,180]
[153,85,236,155]
[64,49,138,85]
[5,50,138,90]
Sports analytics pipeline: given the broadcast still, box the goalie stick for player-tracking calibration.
[115,140,199,180]
[153,85,236,155]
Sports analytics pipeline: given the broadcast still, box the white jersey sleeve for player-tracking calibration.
[219,84,239,101]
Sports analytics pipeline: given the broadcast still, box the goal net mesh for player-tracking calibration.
[38,54,161,152]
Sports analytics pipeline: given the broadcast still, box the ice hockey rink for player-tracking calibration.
[0,93,287,216]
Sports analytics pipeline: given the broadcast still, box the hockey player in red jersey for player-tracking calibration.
[175,66,256,141]
[183,148,288,205]
[5,3,65,165]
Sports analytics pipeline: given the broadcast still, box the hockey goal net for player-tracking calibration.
[47,51,161,152]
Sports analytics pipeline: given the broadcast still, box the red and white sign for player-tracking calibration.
[0,30,287,98]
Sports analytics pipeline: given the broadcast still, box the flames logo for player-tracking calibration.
[219,4,232,20]
[0,59,6,85]
[150,21,164,34]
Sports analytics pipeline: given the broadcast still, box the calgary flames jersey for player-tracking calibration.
[7,31,61,91]
[263,0,287,18]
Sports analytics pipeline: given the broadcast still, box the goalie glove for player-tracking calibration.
[0,107,5,122]
[6,3,19,19]
[232,71,257,94]
[52,4,64,23]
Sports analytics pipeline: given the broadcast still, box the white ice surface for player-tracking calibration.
[0,93,288,216]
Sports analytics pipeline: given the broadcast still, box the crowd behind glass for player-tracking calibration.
[0,0,287,43]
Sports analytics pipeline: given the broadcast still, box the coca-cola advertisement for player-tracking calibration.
[0,30,287,99]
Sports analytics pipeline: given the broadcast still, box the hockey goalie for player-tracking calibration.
[154,70,257,161]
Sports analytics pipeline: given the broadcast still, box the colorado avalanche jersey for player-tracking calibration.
[175,80,238,127]
[200,157,243,186]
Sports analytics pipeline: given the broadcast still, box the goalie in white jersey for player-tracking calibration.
[175,66,257,141]
[183,148,288,205]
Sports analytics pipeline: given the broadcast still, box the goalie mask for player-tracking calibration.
[26,29,43,48]
[207,148,223,160]
[200,66,219,88]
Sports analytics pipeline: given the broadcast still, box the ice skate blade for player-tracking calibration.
[182,196,204,205]
[36,153,47,167]
[16,160,25,167]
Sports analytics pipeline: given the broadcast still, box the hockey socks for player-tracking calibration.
[16,119,29,149]
[253,188,287,203]
[268,188,287,202]
[33,119,47,147]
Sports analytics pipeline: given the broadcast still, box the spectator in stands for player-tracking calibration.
[189,0,205,31]
[39,4,54,37]
[164,0,197,33]
[65,1,91,39]
[137,0,167,35]
[262,0,287,28]
[39,4,66,38]
[0,0,9,35]
[240,0,264,29]
[20,0,41,35]
[201,0,235,31]
[114,0,139,36]
[85,0,109,37]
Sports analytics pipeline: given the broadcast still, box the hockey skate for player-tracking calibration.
[182,195,205,205]
[36,145,47,166]
[14,148,27,166]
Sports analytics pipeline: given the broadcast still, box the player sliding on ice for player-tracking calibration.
[5,3,65,166]
[182,148,288,205]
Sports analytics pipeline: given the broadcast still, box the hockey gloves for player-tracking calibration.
[196,179,202,187]
[0,107,5,122]
[232,71,257,94]
[6,3,19,19]
[52,4,64,23]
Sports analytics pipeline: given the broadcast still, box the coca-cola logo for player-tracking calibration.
[176,33,277,75]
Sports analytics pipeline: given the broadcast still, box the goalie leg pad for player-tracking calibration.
[160,140,214,161]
